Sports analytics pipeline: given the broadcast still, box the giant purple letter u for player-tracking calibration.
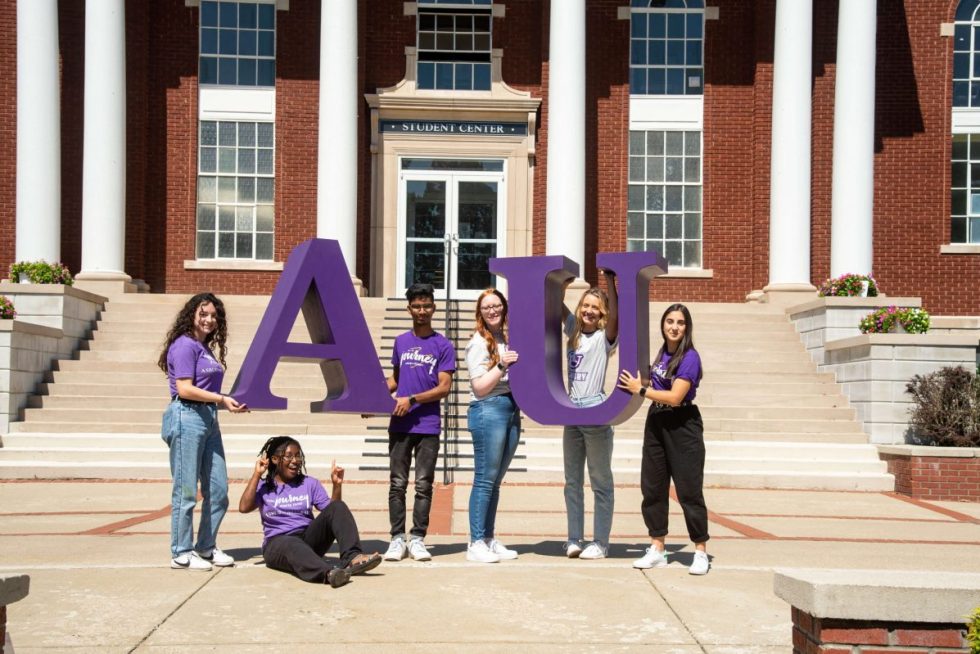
[489,251,666,425]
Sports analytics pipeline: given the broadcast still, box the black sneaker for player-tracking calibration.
[326,566,351,588]
[346,552,382,576]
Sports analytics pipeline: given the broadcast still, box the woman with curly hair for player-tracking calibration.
[464,288,522,563]
[239,436,382,587]
[158,292,247,571]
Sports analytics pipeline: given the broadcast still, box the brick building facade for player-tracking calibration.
[3,0,979,313]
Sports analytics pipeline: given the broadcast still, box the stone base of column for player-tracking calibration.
[350,275,365,297]
[73,270,137,296]
[745,289,766,303]
[761,282,817,306]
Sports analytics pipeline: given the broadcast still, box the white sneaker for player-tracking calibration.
[486,538,518,560]
[689,551,710,575]
[632,547,668,569]
[579,542,607,560]
[466,539,500,563]
[564,541,583,558]
[171,552,212,571]
[383,537,407,561]
[408,538,432,561]
[197,547,234,567]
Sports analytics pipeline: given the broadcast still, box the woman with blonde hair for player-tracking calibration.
[464,288,522,563]
[562,272,618,560]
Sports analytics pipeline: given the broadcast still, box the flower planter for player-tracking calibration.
[18,273,30,284]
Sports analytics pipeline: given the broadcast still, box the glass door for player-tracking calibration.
[398,160,505,300]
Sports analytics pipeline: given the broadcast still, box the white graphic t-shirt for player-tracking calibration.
[564,314,617,401]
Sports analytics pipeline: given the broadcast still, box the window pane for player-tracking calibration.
[953,161,968,188]
[218,57,237,84]
[239,2,257,29]
[650,69,666,94]
[650,13,665,38]
[630,131,644,154]
[631,14,647,38]
[236,207,253,231]
[418,62,435,89]
[219,28,237,55]
[954,51,969,79]
[197,204,216,230]
[197,232,216,258]
[647,157,664,182]
[628,185,644,210]
[257,123,274,147]
[238,59,256,85]
[971,217,980,242]
[629,156,645,182]
[200,57,218,84]
[665,131,684,155]
[255,233,274,260]
[646,185,663,211]
[667,13,684,38]
[198,176,216,203]
[683,240,701,267]
[258,31,274,57]
[256,178,274,202]
[665,186,683,211]
[457,34,473,51]
[201,1,218,27]
[219,147,236,173]
[474,64,490,89]
[665,240,682,266]
[218,178,236,203]
[684,158,700,182]
[955,81,969,107]
[257,59,275,86]
[686,13,703,38]
[200,147,217,173]
[684,212,701,239]
[647,131,664,155]
[238,149,255,174]
[218,232,235,257]
[952,189,967,215]
[631,68,647,94]
[219,2,236,28]
[631,40,646,65]
[666,68,684,94]
[256,205,274,231]
[627,212,645,238]
[684,187,701,211]
[649,41,666,66]
[646,214,663,239]
[665,157,683,182]
[667,40,684,65]
[218,206,235,230]
[239,30,256,56]
[238,176,255,202]
[258,3,275,29]
[952,217,967,242]
[684,131,701,156]
[202,28,218,55]
[436,63,453,89]
[256,148,274,174]
[665,214,682,239]
[456,63,473,90]
[239,122,255,147]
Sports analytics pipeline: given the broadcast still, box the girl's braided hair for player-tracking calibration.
[256,435,307,490]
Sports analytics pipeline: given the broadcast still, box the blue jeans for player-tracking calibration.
[467,394,521,542]
[161,400,229,557]
[563,394,614,546]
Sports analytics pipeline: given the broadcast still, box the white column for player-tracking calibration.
[16,0,61,263]
[545,0,586,265]
[77,0,130,282]
[830,0,876,277]
[317,0,360,280]
[767,0,813,290]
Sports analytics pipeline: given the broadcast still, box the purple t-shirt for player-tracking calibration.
[167,335,224,397]
[650,348,701,404]
[255,475,330,546]
[389,331,456,435]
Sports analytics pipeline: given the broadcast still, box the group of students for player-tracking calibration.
[157,279,710,589]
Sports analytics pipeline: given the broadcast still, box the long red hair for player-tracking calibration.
[474,288,508,368]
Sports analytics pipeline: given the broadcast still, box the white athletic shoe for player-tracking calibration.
[486,538,518,560]
[632,547,668,569]
[408,538,432,561]
[383,537,407,561]
[579,542,608,560]
[197,547,234,567]
[171,552,212,571]
[466,539,500,563]
[689,551,710,575]
[564,541,583,558]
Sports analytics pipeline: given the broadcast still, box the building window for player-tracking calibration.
[197,121,275,260]
[627,130,702,267]
[200,1,276,87]
[630,0,704,96]
[951,134,980,243]
[416,0,493,91]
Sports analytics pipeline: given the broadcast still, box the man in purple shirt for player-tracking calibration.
[383,283,456,562]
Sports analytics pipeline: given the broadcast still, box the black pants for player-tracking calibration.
[388,432,440,539]
[262,501,364,584]
[640,404,710,543]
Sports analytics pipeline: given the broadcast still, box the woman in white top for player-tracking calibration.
[464,288,522,564]
[562,272,618,560]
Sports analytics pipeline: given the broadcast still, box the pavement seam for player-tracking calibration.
[79,505,173,535]
[639,571,709,653]
[126,566,225,653]
[884,491,980,524]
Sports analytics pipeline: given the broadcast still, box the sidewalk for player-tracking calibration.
[1,479,978,652]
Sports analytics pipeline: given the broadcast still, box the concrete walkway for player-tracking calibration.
[1,478,978,652]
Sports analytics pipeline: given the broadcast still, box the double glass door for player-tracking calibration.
[398,159,505,300]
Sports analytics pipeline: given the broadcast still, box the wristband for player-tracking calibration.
[496,362,506,372]
[408,395,417,406]
[640,386,649,398]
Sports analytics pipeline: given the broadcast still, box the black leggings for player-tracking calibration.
[262,501,364,583]
[639,405,710,543]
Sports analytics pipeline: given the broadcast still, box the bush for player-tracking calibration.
[8,260,73,285]
[968,606,980,654]
[0,295,14,319]
[905,366,980,447]
[859,306,930,334]
[817,273,878,297]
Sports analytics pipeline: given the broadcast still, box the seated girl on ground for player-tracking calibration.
[239,436,382,587]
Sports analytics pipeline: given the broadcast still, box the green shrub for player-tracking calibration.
[967,606,980,654]
[8,260,73,285]
[905,366,980,447]
[859,306,930,334]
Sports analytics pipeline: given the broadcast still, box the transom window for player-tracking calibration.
[627,130,702,267]
[197,121,275,260]
[199,1,276,87]
[417,0,493,90]
[630,0,704,96]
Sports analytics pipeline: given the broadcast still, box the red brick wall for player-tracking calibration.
[0,1,14,278]
[792,608,968,653]
[3,1,979,311]
[881,452,980,502]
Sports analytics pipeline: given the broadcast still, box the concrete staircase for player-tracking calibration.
[0,293,893,490]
